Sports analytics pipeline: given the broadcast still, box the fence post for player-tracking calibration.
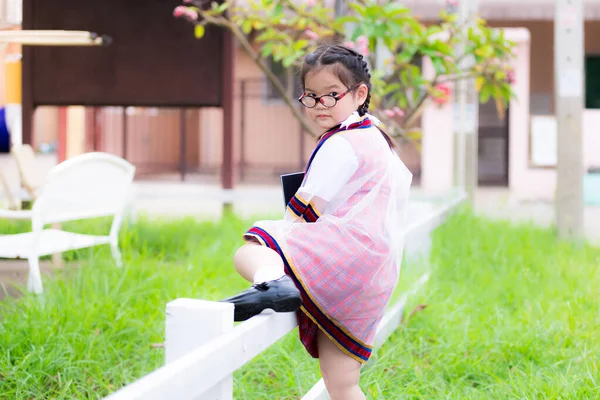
[165,298,235,399]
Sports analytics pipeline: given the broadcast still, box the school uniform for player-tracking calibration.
[244,112,413,364]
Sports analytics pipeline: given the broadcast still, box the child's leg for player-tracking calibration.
[233,241,285,283]
[317,329,366,400]
[222,241,300,321]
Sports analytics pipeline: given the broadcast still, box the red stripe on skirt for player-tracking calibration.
[245,226,372,363]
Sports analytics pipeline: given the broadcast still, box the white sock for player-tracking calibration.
[253,265,285,284]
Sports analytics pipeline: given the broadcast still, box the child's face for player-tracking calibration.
[302,67,368,131]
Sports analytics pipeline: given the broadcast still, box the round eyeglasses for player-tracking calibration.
[298,85,357,108]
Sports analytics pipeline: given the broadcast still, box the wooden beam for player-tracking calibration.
[21,0,33,146]
[0,30,110,46]
[221,28,235,196]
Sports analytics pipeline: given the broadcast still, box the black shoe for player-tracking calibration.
[220,275,302,322]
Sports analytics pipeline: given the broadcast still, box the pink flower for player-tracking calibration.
[356,35,369,48]
[354,35,369,56]
[384,109,395,118]
[432,83,452,105]
[306,0,316,6]
[305,29,319,40]
[184,8,199,20]
[343,41,355,49]
[507,70,516,85]
[393,107,405,117]
[436,83,451,94]
[183,0,193,3]
[173,6,187,17]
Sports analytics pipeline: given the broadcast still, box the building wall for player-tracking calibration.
[99,107,200,174]
[481,24,600,202]
[488,20,600,115]
[234,50,311,173]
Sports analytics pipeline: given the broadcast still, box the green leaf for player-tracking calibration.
[382,83,401,96]
[419,47,439,57]
[398,93,408,109]
[375,24,387,37]
[406,19,424,35]
[426,25,443,36]
[293,39,308,51]
[431,41,452,55]
[194,24,205,39]
[274,3,283,16]
[475,76,485,91]
[387,22,403,37]
[384,3,410,17]
[366,4,383,19]
[272,51,283,62]
[282,54,297,68]
[335,16,359,25]
[358,24,375,38]
[255,30,274,42]
[431,57,445,75]
[252,20,266,30]
[242,20,253,34]
[480,45,494,58]
[349,3,367,15]
[412,87,421,104]
[395,50,414,65]
[217,2,230,13]
[480,84,492,103]
[296,18,308,30]
[261,42,274,57]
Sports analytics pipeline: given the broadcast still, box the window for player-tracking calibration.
[585,55,600,109]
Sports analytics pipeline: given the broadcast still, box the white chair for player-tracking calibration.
[11,144,44,201]
[0,167,20,210]
[0,144,42,210]
[0,152,136,294]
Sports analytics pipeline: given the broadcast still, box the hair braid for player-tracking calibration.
[357,57,371,116]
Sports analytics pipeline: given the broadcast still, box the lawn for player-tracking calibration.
[0,209,599,399]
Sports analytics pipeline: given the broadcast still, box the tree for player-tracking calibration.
[173,0,516,142]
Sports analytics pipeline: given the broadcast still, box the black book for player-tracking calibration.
[280,172,305,207]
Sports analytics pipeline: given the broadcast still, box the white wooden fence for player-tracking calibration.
[104,191,466,400]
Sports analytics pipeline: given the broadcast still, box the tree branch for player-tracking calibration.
[200,12,317,137]
[401,90,430,130]
[282,0,337,31]
[436,71,478,84]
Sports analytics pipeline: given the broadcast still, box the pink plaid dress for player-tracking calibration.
[245,112,412,363]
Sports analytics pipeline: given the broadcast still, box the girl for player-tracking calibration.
[222,43,412,399]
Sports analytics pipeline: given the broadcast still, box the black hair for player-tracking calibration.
[300,43,396,149]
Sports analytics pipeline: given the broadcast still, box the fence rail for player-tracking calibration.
[104,190,467,400]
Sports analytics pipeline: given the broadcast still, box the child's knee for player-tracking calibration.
[319,356,361,397]
[233,242,259,266]
[321,366,360,392]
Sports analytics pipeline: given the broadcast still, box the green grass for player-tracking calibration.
[0,209,599,399]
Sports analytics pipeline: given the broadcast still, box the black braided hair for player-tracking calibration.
[357,54,372,116]
[301,44,370,113]
[300,43,395,148]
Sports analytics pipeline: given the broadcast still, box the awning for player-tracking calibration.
[401,0,600,21]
